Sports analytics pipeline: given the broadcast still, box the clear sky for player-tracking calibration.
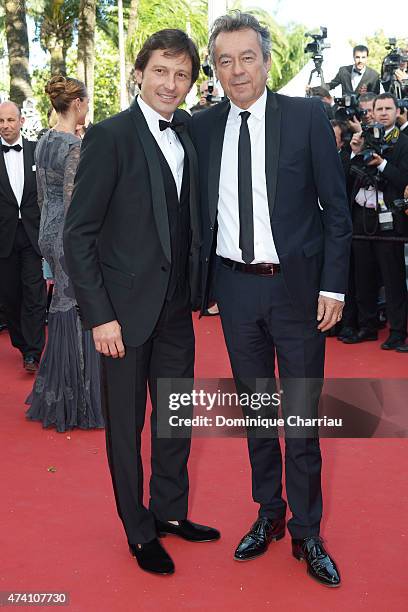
[246,0,408,46]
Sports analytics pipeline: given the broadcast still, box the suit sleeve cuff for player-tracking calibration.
[378,159,387,172]
[319,291,345,302]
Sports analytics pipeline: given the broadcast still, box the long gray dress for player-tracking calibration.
[26,130,104,432]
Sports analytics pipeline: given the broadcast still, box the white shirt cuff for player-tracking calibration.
[378,159,387,172]
[319,291,345,302]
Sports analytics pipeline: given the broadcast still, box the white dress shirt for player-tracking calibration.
[1,134,24,218]
[351,66,366,91]
[217,88,344,302]
[137,95,184,198]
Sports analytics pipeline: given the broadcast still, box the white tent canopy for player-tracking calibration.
[278,44,354,97]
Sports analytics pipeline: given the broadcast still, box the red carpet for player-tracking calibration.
[1,318,407,611]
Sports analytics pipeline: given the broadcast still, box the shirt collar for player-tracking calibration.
[229,88,267,122]
[385,125,396,136]
[1,134,23,148]
[137,95,174,136]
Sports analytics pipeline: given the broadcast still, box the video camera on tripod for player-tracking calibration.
[381,38,408,98]
[201,57,223,104]
[304,27,331,93]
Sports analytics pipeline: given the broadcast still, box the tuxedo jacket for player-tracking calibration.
[63,99,201,347]
[327,65,380,95]
[192,89,352,318]
[0,138,40,258]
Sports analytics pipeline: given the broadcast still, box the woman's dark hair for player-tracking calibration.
[45,75,87,114]
[134,29,200,85]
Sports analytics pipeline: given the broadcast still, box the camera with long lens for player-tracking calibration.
[398,98,408,110]
[304,26,330,57]
[201,58,222,104]
[357,123,391,164]
[334,94,368,121]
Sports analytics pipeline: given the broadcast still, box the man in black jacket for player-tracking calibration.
[345,93,408,349]
[326,45,380,96]
[193,12,351,587]
[0,101,46,372]
[64,29,219,576]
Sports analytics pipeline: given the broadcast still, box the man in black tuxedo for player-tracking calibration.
[326,45,380,96]
[0,101,46,372]
[64,29,219,576]
[193,13,351,587]
[344,93,408,350]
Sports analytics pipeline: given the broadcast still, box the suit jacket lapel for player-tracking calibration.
[20,138,33,207]
[208,100,230,226]
[346,66,353,92]
[128,99,171,263]
[0,144,19,207]
[265,89,281,219]
[175,114,202,249]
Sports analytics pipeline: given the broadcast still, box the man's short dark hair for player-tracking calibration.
[359,92,376,104]
[373,92,399,109]
[310,86,331,99]
[353,45,369,56]
[208,10,271,65]
[330,119,350,141]
[134,28,200,85]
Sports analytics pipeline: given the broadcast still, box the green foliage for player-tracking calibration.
[350,31,408,74]
[32,65,52,124]
[93,29,120,122]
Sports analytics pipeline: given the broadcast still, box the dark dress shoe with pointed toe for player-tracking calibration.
[396,343,408,353]
[381,333,406,350]
[342,328,378,344]
[156,519,220,542]
[292,536,340,587]
[129,538,175,575]
[234,517,285,561]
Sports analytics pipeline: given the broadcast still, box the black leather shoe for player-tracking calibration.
[129,538,174,575]
[234,517,285,561]
[23,355,39,373]
[0,322,7,332]
[292,536,340,587]
[342,328,378,344]
[381,333,407,350]
[336,326,357,341]
[396,343,408,353]
[156,519,220,542]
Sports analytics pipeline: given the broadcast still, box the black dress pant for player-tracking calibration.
[215,260,325,539]
[352,206,407,336]
[0,222,46,361]
[101,286,195,545]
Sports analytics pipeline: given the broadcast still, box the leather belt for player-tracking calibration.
[221,257,281,276]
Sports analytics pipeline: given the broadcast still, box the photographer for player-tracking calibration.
[382,44,408,97]
[397,102,408,135]
[327,45,380,96]
[344,93,408,350]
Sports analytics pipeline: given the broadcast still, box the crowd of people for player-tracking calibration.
[0,11,407,586]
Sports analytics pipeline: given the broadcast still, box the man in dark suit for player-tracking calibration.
[0,101,46,372]
[193,13,351,587]
[64,29,219,576]
[344,93,408,349]
[326,45,380,95]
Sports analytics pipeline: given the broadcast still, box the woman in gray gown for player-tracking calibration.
[26,76,104,432]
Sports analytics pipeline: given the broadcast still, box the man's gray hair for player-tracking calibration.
[208,11,272,65]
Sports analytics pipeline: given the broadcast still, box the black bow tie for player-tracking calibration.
[158,120,185,134]
[2,143,23,153]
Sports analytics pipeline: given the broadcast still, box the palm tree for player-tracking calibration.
[3,0,33,104]
[34,0,78,75]
[77,0,96,119]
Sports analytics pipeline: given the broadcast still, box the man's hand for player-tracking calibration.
[317,295,344,332]
[92,320,125,358]
[350,131,364,154]
[367,153,384,167]
[348,115,362,133]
